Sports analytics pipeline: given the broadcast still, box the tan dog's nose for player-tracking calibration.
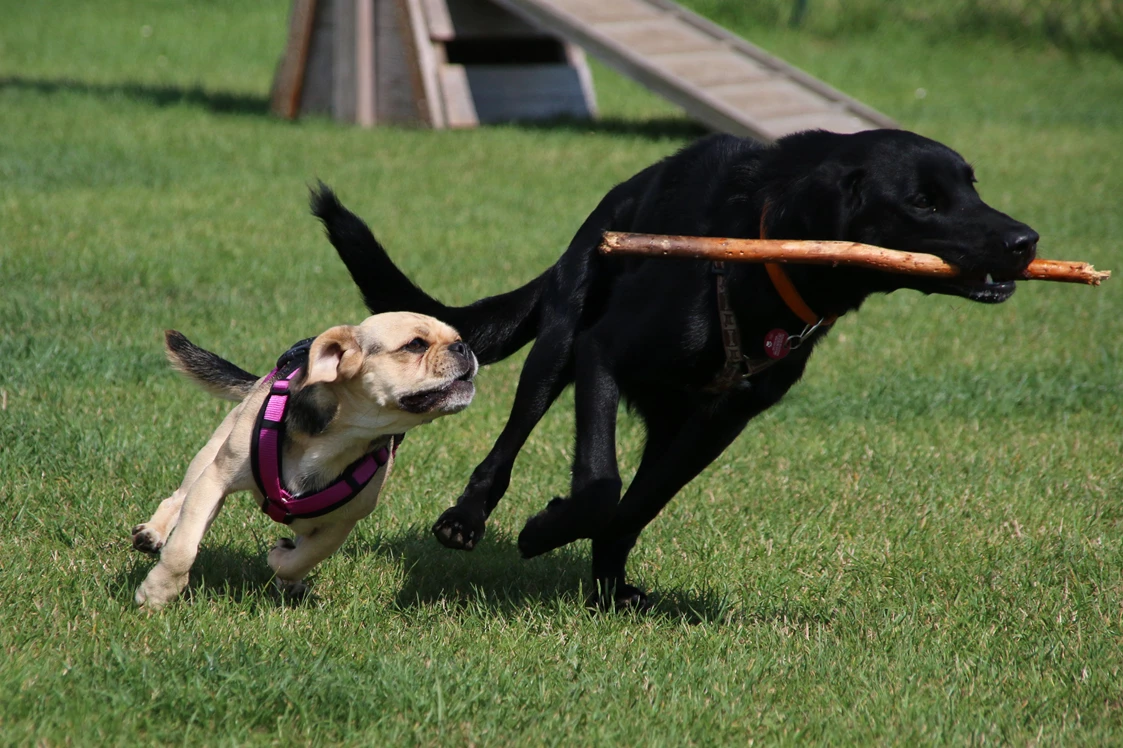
[448,341,471,360]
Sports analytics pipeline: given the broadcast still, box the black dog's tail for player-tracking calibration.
[310,184,548,366]
[164,331,259,401]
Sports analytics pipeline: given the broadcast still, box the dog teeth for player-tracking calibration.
[985,273,994,285]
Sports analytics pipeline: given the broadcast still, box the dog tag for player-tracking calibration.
[763,329,790,360]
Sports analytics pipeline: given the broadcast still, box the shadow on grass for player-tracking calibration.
[356,525,590,613]
[0,76,709,141]
[114,525,764,622]
[0,76,269,116]
[357,525,746,622]
[115,544,278,610]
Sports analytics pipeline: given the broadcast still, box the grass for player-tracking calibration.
[2,0,1122,744]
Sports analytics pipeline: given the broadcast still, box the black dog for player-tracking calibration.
[312,129,1038,608]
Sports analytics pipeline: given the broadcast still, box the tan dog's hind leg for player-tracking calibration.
[132,406,241,554]
[267,522,357,600]
[134,460,233,609]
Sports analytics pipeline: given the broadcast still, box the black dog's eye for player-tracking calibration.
[912,194,937,213]
[402,337,429,353]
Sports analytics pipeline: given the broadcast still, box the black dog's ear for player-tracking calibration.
[763,164,865,240]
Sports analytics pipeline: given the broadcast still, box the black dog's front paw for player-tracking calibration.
[432,505,486,551]
[586,581,650,612]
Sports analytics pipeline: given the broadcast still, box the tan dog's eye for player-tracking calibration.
[401,337,429,354]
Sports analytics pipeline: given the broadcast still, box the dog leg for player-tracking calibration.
[431,204,622,551]
[134,462,233,609]
[267,522,356,600]
[587,398,760,610]
[589,533,645,610]
[518,332,621,558]
[431,309,583,550]
[132,405,241,554]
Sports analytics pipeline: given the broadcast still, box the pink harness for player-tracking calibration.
[251,365,399,524]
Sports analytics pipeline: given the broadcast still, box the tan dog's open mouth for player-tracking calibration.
[399,375,476,415]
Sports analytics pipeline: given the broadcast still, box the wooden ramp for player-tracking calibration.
[487,0,896,141]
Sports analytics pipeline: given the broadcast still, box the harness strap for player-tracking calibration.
[250,351,400,525]
[707,201,840,391]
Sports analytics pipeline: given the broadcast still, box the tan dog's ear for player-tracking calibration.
[305,325,363,385]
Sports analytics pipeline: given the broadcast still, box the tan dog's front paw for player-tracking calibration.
[267,536,296,569]
[131,524,164,555]
[273,576,310,602]
[135,565,188,609]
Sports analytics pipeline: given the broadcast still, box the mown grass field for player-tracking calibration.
[1,1,1121,744]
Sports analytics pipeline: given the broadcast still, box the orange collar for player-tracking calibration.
[764,263,838,327]
[759,203,838,327]
[705,204,842,392]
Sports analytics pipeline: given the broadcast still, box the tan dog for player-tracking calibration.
[132,312,477,609]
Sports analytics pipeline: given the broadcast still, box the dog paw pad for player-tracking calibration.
[131,525,163,555]
[431,506,485,551]
[274,578,309,602]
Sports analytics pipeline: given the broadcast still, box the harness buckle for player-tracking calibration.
[261,498,293,524]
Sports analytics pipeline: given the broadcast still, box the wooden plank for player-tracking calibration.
[421,0,455,40]
[708,79,829,120]
[395,0,445,126]
[299,0,335,115]
[594,19,713,56]
[652,49,770,88]
[332,0,357,122]
[438,65,479,127]
[270,0,318,119]
[548,0,661,24]
[488,0,895,140]
[565,44,598,118]
[643,0,896,129]
[376,0,425,123]
[356,0,375,125]
[487,0,766,136]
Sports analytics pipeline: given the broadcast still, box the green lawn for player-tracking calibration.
[2,1,1121,744]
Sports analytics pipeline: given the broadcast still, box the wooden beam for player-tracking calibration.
[270,0,319,119]
[356,0,376,125]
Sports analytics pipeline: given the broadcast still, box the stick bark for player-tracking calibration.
[599,233,1110,286]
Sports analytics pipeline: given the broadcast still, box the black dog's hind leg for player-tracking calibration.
[517,329,622,559]
[588,396,762,609]
[431,317,576,550]
[431,208,619,551]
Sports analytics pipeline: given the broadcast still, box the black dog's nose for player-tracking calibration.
[448,341,471,358]
[1005,229,1039,256]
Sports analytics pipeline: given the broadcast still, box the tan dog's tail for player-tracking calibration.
[165,331,259,401]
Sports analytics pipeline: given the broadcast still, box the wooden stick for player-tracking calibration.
[599,232,1111,286]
